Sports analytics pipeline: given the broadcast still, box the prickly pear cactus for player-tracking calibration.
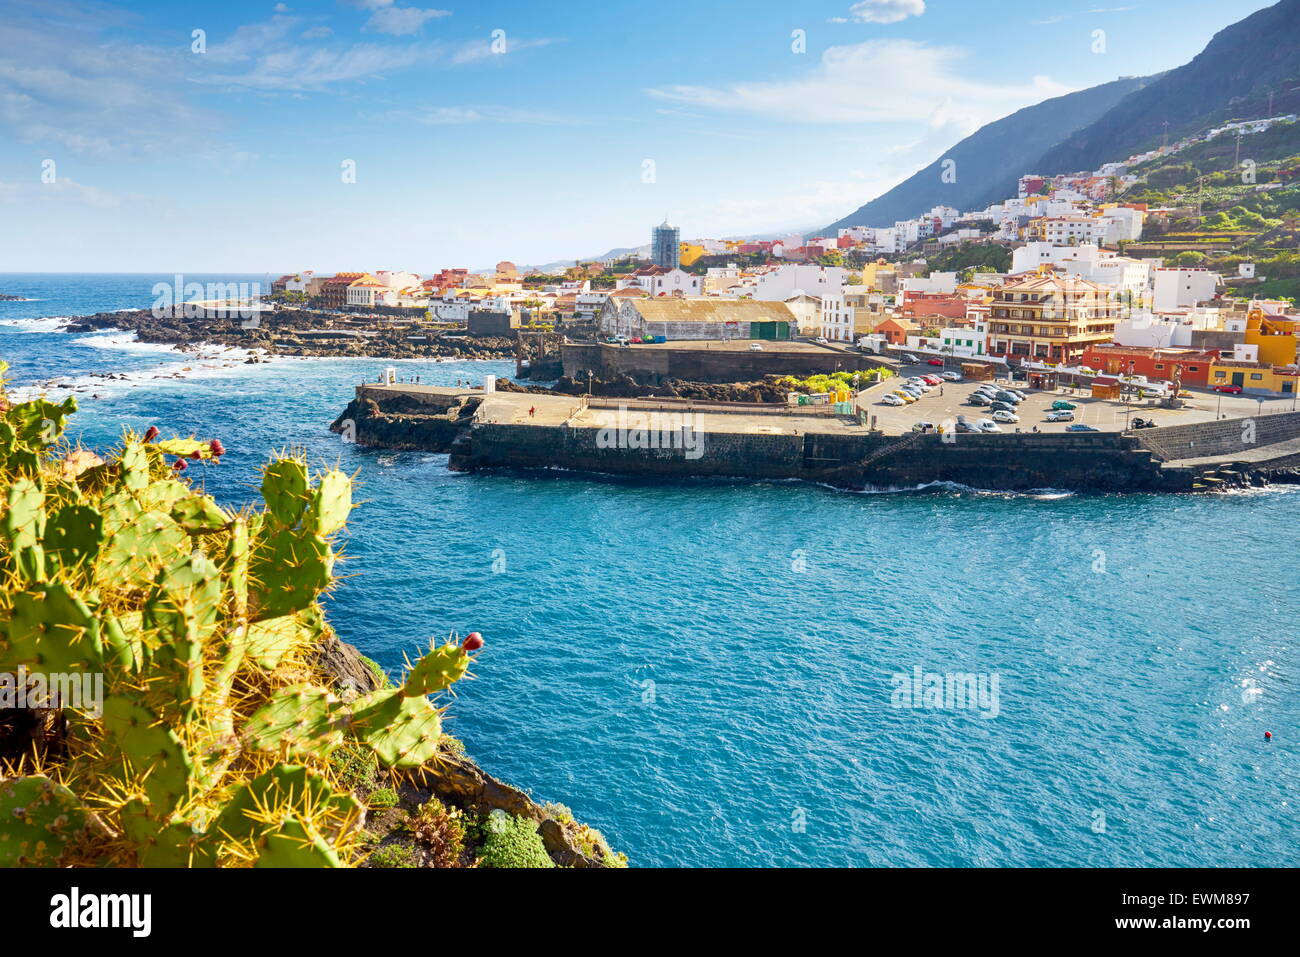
[0,387,481,868]
[0,776,88,867]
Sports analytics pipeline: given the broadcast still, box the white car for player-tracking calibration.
[749,342,763,351]
[991,409,1020,423]
[814,337,829,344]
[940,371,961,381]
[881,394,906,406]
[976,419,1002,432]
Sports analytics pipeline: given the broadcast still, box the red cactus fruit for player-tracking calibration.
[144,426,160,442]
[189,450,202,460]
[210,439,226,457]
[463,632,484,652]
[172,459,187,472]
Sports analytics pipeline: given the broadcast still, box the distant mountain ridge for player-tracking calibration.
[1034,0,1300,177]
[820,76,1151,234]
[822,0,1300,236]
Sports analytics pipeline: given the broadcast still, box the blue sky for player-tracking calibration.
[0,0,1277,272]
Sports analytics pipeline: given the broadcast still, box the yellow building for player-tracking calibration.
[1208,359,1299,395]
[1243,307,1299,366]
[679,242,707,267]
[860,260,896,292]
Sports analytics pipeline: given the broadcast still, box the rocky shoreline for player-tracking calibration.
[64,307,535,361]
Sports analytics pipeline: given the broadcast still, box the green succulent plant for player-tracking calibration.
[0,385,480,868]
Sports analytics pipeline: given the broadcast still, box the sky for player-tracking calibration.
[0,0,1280,272]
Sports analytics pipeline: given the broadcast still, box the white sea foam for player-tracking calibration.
[9,330,279,404]
[0,315,72,332]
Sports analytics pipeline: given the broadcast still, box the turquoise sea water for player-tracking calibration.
[2,274,1297,867]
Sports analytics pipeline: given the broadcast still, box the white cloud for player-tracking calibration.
[844,0,926,24]
[343,0,450,37]
[0,176,133,209]
[0,20,221,157]
[449,36,559,64]
[389,105,578,125]
[706,174,891,235]
[363,6,451,37]
[648,39,1073,131]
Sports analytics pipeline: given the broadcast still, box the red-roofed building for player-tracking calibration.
[1082,343,1219,387]
[319,273,364,309]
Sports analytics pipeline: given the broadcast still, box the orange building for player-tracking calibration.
[1081,344,1219,388]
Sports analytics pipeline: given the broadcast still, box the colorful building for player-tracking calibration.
[1208,359,1299,395]
[987,273,1119,365]
[1081,344,1219,388]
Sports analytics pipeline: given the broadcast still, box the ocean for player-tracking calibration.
[1,273,1296,867]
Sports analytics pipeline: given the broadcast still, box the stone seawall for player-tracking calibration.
[561,342,890,384]
[456,421,1189,492]
[334,385,1300,493]
[1133,410,1300,461]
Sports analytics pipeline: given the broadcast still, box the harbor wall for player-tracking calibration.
[456,421,1189,492]
[561,342,891,384]
[1132,410,1300,461]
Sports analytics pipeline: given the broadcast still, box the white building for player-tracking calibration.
[900,272,958,296]
[819,295,853,342]
[727,264,846,302]
[1152,267,1219,312]
[783,292,823,336]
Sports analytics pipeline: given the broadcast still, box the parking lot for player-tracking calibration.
[857,361,1297,435]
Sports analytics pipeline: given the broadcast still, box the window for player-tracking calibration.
[1250,373,1263,380]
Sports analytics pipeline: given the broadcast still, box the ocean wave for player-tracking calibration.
[0,315,71,332]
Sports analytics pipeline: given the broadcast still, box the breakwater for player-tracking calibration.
[335,385,1300,492]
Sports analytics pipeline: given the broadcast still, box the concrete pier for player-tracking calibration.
[335,384,1300,493]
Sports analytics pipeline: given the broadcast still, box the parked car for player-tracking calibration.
[749,342,763,351]
[902,353,920,364]
[1213,384,1243,394]
[1066,424,1099,432]
[988,401,1015,413]
[976,419,1002,432]
[968,393,992,406]
[1139,389,1164,399]
[892,391,917,403]
[921,375,943,385]
[1130,417,1158,429]
[994,391,1022,404]
[991,409,1020,423]
[911,421,937,433]
[814,336,829,344]
[1007,389,1028,401]
[881,394,906,406]
[1050,400,1077,411]
[973,385,999,396]
[927,358,945,367]
[955,420,981,433]
[940,371,961,381]
[1046,410,1075,422]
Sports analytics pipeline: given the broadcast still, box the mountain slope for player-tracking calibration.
[821,75,1150,233]
[1033,0,1300,177]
